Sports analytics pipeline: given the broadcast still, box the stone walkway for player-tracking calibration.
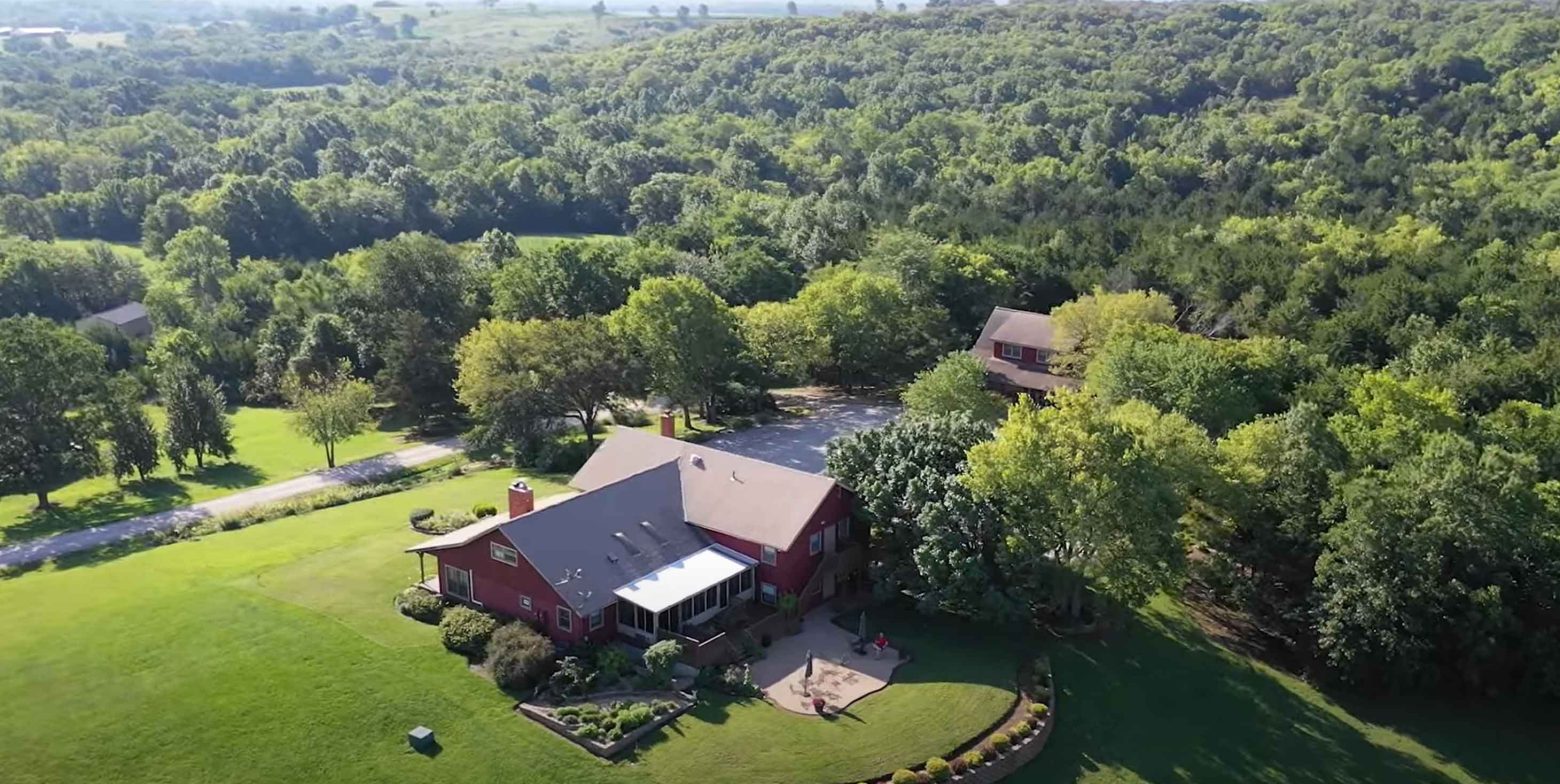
[750,608,903,714]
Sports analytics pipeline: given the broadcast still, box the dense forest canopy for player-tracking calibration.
[8,0,1560,701]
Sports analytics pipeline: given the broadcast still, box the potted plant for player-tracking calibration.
[811,696,826,714]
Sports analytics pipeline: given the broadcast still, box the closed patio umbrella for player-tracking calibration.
[804,649,814,679]
[857,611,867,643]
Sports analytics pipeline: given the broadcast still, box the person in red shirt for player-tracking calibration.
[873,631,889,658]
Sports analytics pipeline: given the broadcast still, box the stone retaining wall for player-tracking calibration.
[518,690,695,758]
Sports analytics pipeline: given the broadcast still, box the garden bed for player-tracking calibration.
[519,691,696,758]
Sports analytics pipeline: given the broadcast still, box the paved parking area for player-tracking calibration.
[706,398,899,474]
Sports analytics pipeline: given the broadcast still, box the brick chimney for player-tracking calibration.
[659,411,676,438]
[507,479,534,519]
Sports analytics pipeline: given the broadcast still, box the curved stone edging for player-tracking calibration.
[846,667,1057,784]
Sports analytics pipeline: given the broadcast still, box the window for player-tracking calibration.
[839,517,852,540]
[519,594,533,611]
[489,542,519,566]
[694,591,706,615]
[681,596,695,621]
[760,582,778,605]
[589,609,604,631]
[705,585,718,608]
[809,532,823,555]
[1001,343,1023,360]
[443,565,472,601]
[740,569,754,593]
[557,605,573,632]
[761,545,778,566]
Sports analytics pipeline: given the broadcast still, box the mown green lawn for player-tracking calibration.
[0,468,1013,784]
[1,466,1553,784]
[0,406,414,544]
[1012,596,1560,784]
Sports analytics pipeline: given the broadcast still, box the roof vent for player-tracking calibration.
[689,454,704,468]
[606,553,619,563]
[612,532,640,555]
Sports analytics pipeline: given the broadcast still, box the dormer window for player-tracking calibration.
[1001,343,1023,360]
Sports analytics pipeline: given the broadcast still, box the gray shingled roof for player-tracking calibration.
[571,428,838,551]
[497,461,711,615]
[89,302,149,326]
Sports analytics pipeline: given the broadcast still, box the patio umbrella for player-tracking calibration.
[857,611,867,643]
[804,649,814,679]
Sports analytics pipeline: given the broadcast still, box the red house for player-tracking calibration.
[971,306,1081,397]
[407,428,861,648]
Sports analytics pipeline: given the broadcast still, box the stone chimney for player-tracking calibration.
[660,411,676,438]
[507,479,534,519]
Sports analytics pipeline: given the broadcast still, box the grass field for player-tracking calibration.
[1011,597,1560,784]
[0,406,414,544]
[0,469,1013,784]
[0,464,1554,783]
[49,237,152,270]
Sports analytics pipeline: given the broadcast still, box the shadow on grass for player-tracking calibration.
[1009,604,1471,784]
[1325,692,1560,784]
[1,477,192,544]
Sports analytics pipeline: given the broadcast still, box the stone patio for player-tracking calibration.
[749,608,902,714]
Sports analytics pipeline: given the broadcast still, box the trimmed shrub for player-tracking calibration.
[978,741,998,759]
[615,703,654,732]
[395,587,443,623]
[439,606,499,656]
[948,756,969,775]
[652,699,678,715]
[427,509,477,534]
[1029,702,1050,719]
[609,401,651,427]
[991,732,1012,752]
[409,508,434,527]
[962,750,984,768]
[596,646,632,680]
[1013,719,1033,736]
[576,724,602,740]
[486,623,556,691]
[915,772,932,784]
[891,770,918,784]
[472,502,498,517]
[925,757,951,782]
[643,638,682,684]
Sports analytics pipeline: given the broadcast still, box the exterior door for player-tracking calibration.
[823,523,837,554]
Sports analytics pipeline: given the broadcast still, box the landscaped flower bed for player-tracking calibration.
[519,692,695,757]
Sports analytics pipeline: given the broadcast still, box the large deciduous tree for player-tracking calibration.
[103,374,161,483]
[286,370,376,468]
[608,276,737,426]
[160,364,234,472]
[791,267,950,391]
[1050,287,1176,376]
[0,316,106,509]
[901,352,1005,423]
[963,392,1203,619]
[826,413,1012,618]
[457,316,628,459]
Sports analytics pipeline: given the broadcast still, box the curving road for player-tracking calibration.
[0,438,463,570]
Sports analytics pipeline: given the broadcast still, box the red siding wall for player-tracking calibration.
[431,530,616,646]
[993,342,1052,367]
[700,485,854,609]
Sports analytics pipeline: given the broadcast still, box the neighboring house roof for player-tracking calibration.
[84,302,149,326]
[571,428,838,551]
[979,306,1059,352]
[971,306,1080,394]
